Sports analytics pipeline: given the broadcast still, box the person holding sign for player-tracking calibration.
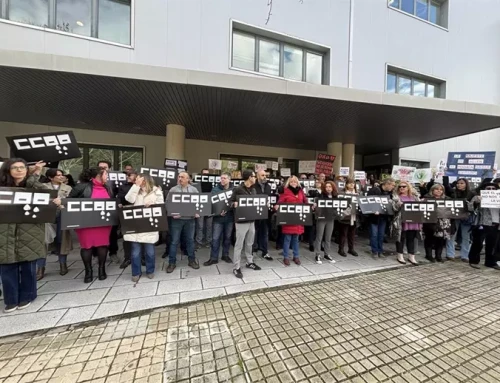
[124,174,164,282]
[0,159,47,312]
[391,182,420,265]
[313,181,337,264]
[277,176,309,266]
[338,179,359,258]
[468,183,500,270]
[69,167,114,283]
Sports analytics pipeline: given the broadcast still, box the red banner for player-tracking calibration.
[315,154,336,174]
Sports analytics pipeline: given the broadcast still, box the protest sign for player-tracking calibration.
[164,158,188,171]
[227,161,238,170]
[315,154,336,174]
[276,204,313,226]
[0,188,57,224]
[446,151,495,178]
[298,161,316,174]
[480,190,500,209]
[412,168,433,183]
[255,164,267,172]
[391,166,416,182]
[425,199,469,219]
[61,198,118,229]
[234,195,269,222]
[401,202,438,223]
[208,159,222,170]
[354,171,366,180]
[166,193,212,217]
[119,205,168,234]
[281,168,291,177]
[339,167,350,177]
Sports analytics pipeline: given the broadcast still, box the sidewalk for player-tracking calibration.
[0,238,406,338]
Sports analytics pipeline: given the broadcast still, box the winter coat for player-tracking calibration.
[0,175,46,264]
[422,194,455,239]
[278,187,308,235]
[123,185,164,244]
[41,182,73,255]
[468,194,498,227]
[253,181,272,196]
[211,183,234,223]
[117,182,135,206]
[69,181,113,199]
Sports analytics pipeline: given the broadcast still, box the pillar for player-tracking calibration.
[165,124,185,160]
[342,143,355,177]
[327,141,342,176]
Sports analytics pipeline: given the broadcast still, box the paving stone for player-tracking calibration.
[265,278,303,287]
[124,294,180,313]
[272,266,313,279]
[201,274,244,289]
[0,309,67,337]
[37,279,90,295]
[225,282,267,295]
[56,305,99,326]
[179,288,226,303]
[40,289,109,310]
[92,301,127,320]
[241,269,281,283]
[156,278,203,295]
[104,282,158,302]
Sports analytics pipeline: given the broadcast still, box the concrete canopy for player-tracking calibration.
[1,50,500,155]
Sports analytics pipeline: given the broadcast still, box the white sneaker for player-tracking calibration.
[324,255,336,263]
[315,254,322,264]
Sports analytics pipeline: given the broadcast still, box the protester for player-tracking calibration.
[124,174,164,282]
[231,169,262,278]
[252,170,273,260]
[392,181,420,265]
[314,180,337,264]
[366,178,396,257]
[338,178,359,257]
[117,171,138,269]
[39,168,73,279]
[468,182,500,270]
[0,159,47,312]
[69,167,114,282]
[205,172,234,266]
[196,168,212,249]
[306,180,322,252]
[277,176,308,266]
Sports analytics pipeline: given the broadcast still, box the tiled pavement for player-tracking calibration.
[0,263,498,382]
[0,237,408,337]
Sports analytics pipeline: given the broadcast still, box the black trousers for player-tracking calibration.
[469,225,499,266]
[396,230,417,254]
[424,235,446,259]
[339,223,356,251]
[109,226,119,255]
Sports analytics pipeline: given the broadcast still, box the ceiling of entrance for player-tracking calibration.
[0,65,499,154]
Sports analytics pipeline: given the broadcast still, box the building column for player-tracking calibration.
[342,143,355,176]
[165,124,185,160]
[327,142,342,176]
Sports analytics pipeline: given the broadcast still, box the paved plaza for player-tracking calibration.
[0,261,498,382]
[0,238,405,337]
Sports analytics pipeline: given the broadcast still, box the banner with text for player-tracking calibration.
[234,195,269,222]
[425,199,469,219]
[119,204,168,234]
[401,202,438,223]
[211,189,233,216]
[446,151,496,178]
[315,154,336,175]
[0,188,57,224]
[276,203,313,226]
[315,198,350,220]
[480,190,500,209]
[166,193,212,217]
[140,166,177,190]
[298,161,316,174]
[358,196,393,215]
[61,198,118,229]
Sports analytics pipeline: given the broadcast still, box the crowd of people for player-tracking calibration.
[0,157,499,313]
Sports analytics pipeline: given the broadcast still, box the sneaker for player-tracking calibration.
[246,262,261,271]
[109,254,121,264]
[324,254,336,263]
[315,254,322,264]
[283,258,290,266]
[221,255,232,263]
[348,250,359,257]
[166,264,176,273]
[18,301,31,310]
[203,259,218,266]
[470,263,481,269]
[262,253,273,261]
[293,258,301,265]
[338,250,347,257]
[147,273,155,279]
[378,253,385,258]
[461,258,469,263]
[120,259,131,269]
[371,252,378,259]
[233,268,243,279]
[132,275,140,283]
[436,257,444,263]
[188,259,200,269]
[4,305,17,313]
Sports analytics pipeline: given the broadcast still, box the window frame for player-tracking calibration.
[0,0,134,48]
[388,0,447,29]
[386,69,444,98]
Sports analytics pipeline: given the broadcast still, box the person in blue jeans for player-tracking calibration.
[123,174,164,282]
[166,172,201,273]
[366,178,396,258]
[204,173,234,266]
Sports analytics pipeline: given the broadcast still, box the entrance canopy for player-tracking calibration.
[1,50,500,155]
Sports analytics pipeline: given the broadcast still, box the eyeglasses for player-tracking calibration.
[250,175,256,178]
[485,187,496,190]
[10,166,26,171]
[398,185,407,189]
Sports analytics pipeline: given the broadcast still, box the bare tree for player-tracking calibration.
[266,0,304,25]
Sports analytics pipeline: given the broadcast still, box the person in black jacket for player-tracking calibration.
[117,171,137,269]
[366,178,396,257]
[252,170,273,260]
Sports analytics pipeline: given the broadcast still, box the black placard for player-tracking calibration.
[61,198,118,229]
[268,195,278,210]
[108,172,127,189]
[0,187,57,223]
[211,189,233,216]
[234,195,269,222]
[315,198,350,220]
[139,166,177,190]
[268,178,281,194]
[300,180,315,189]
[358,196,393,215]
[6,131,81,164]
[166,193,212,217]
[194,174,220,193]
[276,203,313,226]
[338,193,360,211]
[119,204,168,234]
[230,179,245,188]
[401,202,438,223]
[425,199,469,219]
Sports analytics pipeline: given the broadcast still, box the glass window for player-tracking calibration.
[386,73,397,93]
[388,0,400,8]
[232,32,255,71]
[9,0,49,27]
[56,0,91,37]
[98,0,131,45]
[306,52,323,84]
[401,0,414,14]
[398,76,411,94]
[416,0,429,20]
[429,1,441,24]
[413,79,426,96]
[59,148,84,180]
[89,147,114,169]
[258,39,280,76]
[283,45,303,81]
[427,83,436,97]
[118,149,143,171]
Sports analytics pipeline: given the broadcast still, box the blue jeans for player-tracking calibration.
[169,219,196,265]
[131,242,155,276]
[0,261,37,306]
[211,220,234,260]
[446,221,471,260]
[283,234,300,259]
[370,219,387,254]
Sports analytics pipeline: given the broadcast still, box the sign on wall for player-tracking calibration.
[166,193,212,217]
[140,166,177,190]
[234,195,269,222]
[119,204,168,234]
[315,198,350,220]
[0,188,57,224]
[401,201,438,223]
[446,151,496,178]
[276,203,313,226]
[358,196,393,215]
[211,189,233,216]
[61,198,118,229]
[6,131,81,164]
[480,190,500,209]
[315,154,336,175]
[425,199,469,219]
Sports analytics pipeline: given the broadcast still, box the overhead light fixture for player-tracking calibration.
[76,21,84,27]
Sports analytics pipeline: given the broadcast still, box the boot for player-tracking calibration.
[98,249,108,281]
[36,267,45,281]
[59,263,68,276]
[84,266,93,283]
[81,250,93,283]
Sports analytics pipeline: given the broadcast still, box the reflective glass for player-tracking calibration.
[387,73,397,93]
[413,79,426,96]
[284,45,303,81]
[430,1,440,24]
[427,84,436,97]
[416,0,429,20]
[98,0,131,45]
[388,0,400,8]
[398,76,412,94]
[258,39,280,76]
[56,0,91,36]
[401,0,414,14]
[306,52,323,84]
[9,0,49,27]
[232,32,255,71]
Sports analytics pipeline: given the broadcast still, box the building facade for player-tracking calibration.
[0,0,499,176]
